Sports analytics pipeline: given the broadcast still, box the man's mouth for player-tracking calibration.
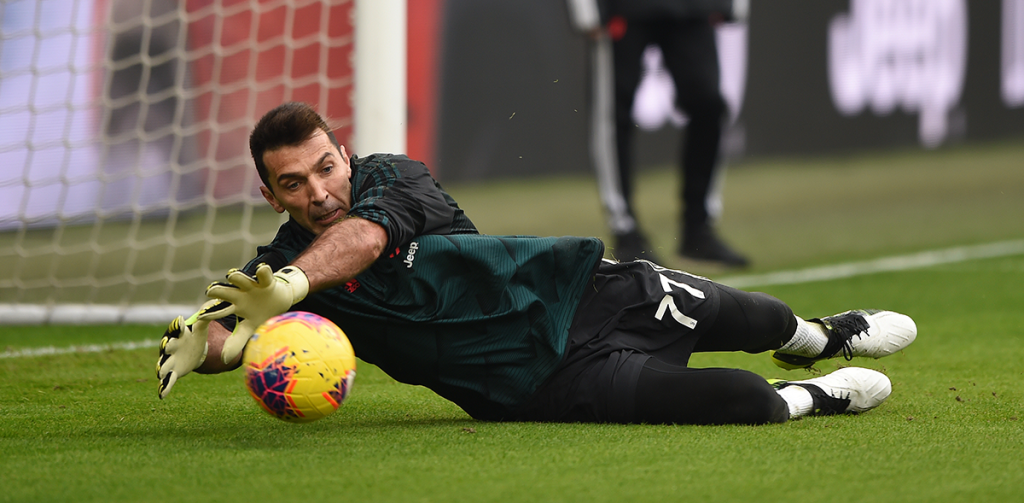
[314,208,342,225]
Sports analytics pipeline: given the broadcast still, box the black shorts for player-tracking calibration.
[513,259,720,422]
[513,259,793,423]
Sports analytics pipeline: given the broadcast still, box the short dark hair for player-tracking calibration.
[249,102,340,192]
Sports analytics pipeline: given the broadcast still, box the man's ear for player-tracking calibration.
[337,143,349,164]
[260,186,286,213]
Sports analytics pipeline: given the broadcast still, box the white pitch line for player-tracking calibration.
[717,239,1024,289]
[0,303,196,325]
[3,240,1024,359]
[0,339,159,359]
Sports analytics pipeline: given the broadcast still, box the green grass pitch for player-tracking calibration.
[2,139,1023,502]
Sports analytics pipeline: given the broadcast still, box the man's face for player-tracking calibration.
[259,131,353,235]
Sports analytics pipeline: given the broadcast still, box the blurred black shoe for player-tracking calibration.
[680,225,750,268]
[613,230,662,263]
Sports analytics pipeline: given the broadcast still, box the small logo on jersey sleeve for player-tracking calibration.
[403,241,419,269]
[344,279,361,293]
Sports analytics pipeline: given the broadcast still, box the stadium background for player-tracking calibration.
[3,0,1022,203]
[436,0,1024,180]
[3,4,1023,500]
[0,0,1022,318]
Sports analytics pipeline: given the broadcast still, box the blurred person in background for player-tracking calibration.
[567,0,749,267]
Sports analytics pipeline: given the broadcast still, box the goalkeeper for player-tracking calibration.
[157,102,917,424]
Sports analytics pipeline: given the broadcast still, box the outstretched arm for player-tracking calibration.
[292,216,388,292]
[203,216,387,365]
[158,217,387,396]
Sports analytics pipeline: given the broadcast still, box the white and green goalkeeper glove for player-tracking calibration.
[156,299,232,399]
[204,263,310,365]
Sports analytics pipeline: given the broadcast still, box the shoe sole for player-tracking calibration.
[769,350,817,370]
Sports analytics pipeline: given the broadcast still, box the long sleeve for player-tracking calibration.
[347,154,477,252]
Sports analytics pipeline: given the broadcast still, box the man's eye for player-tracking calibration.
[286,182,300,190]
[323,165,333,174]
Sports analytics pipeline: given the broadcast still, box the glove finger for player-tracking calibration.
[193,300,234,322]
[206,282,245,305]
[157,328,183,374]
[220,324,256,365]
[160,336,180,358]
[158,371,179,400]
[225,268,261,291]
[157,350,174,379]
[162,316,184,339]
[192,316,213,332]
[254,263,275,286]
[157,315,182,376]
[157,319,182,370]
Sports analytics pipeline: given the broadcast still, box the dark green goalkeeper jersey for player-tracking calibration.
[240,154,605,420]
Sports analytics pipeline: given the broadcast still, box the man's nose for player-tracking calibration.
[309,178,329,204]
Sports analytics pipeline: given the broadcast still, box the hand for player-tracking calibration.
[204,263,310,364]
[156,299,232,399]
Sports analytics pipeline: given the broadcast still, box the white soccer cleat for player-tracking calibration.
[774,367,892,415]
[772,309,917,370]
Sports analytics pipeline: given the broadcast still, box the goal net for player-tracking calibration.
[0,0,356,323]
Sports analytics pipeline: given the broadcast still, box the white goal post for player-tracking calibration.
[354,0,405,157]
[0,0,405,324]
